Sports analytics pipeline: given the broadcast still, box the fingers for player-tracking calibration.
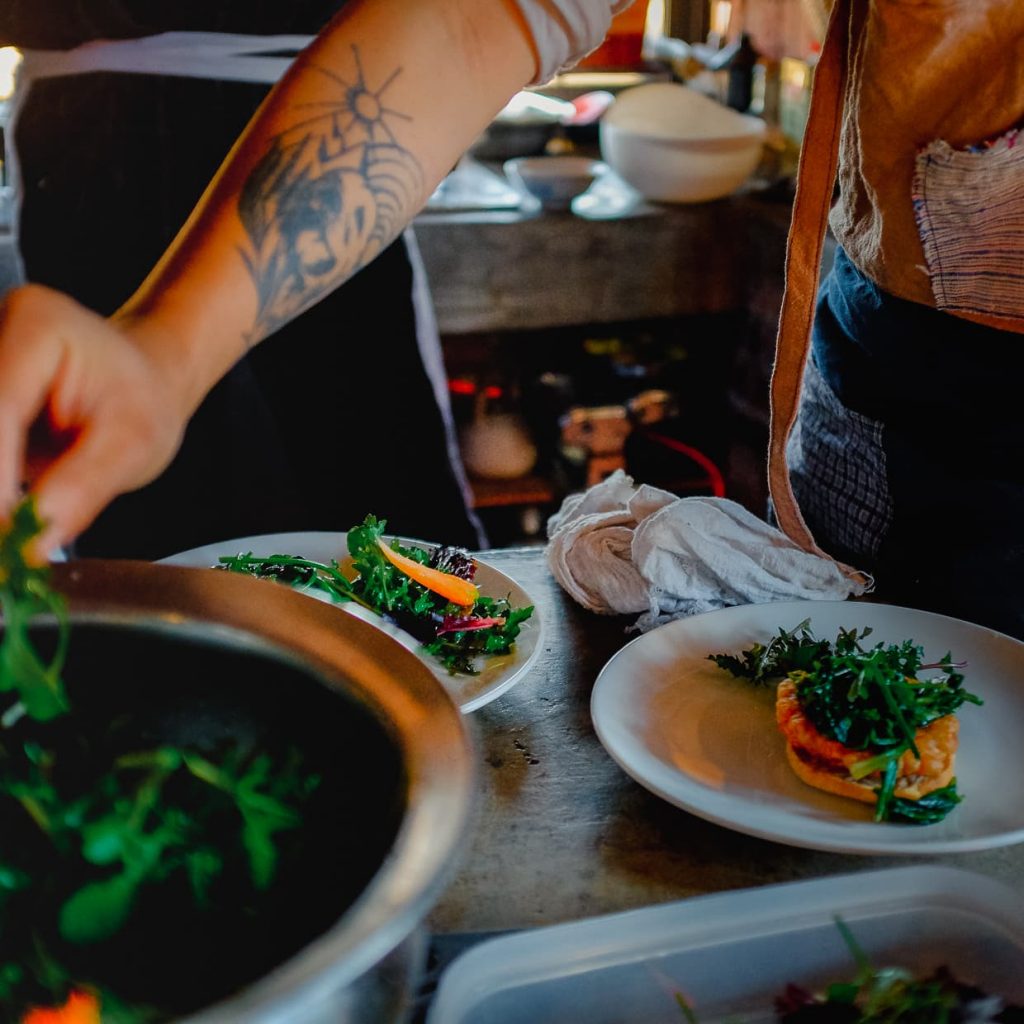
[0,284,188,558]
[0,405,25,517]
[29,399,183,560]
[28,429,131,562]
[0,285,70,519]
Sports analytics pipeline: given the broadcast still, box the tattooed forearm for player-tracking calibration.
[237,46,424,342]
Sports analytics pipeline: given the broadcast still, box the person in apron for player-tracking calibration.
[0,0,626,563]
[1,7,519,559]
[769,0,1024,638]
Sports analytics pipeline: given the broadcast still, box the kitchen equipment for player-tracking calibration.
[600,82,766,202]
[460,387,538,479]
[503,155,608,211]
[427,156,523,212]
[16,559,475,1023]
[468,90,616,162]
[427,866,1024,1023]
[469,90,574,161]
[559,404,632,487]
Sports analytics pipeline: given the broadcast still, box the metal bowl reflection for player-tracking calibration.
[12,560,475,1024]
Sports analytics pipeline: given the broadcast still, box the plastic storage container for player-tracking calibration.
[426,866,1024,1024]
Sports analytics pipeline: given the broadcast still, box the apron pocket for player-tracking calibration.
[913,127,1024,324]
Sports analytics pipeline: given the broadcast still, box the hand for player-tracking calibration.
[0,285,192,560]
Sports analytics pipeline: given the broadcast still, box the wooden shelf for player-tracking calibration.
[468,474,555,509]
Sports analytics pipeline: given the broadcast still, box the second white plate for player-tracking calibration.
[160,531,542,714]
[591,599,1024,854]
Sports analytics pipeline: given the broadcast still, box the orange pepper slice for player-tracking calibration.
[376,539,479,607]
[22,990,101,1024]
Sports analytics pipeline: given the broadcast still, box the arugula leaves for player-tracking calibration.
[794,630,977,754]
[222,514,534,676]
[217,551,371,610]
[350,515,533,675]
[0,500,321,1021]
[710,621,981,824]
[0,500,70,722]
[886,781,963,826]
[709,618,829,687]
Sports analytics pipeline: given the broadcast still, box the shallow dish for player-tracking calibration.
[160,531,542,714]
[503,155,608,210]
[590,600,1024,854]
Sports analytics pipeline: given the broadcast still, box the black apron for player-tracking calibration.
[4,3,480,557]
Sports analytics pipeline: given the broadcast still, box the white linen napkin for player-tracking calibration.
[546,470,868,631]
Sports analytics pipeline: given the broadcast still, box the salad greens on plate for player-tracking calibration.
[219,514,534,676]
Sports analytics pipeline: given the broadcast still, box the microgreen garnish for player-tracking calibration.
[681,918,1022,1022]
[710,621,981,823]
[708,619,830,687]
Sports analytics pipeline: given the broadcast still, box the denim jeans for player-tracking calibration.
[796,248,1024,639]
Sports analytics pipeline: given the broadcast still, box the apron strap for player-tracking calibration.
[4,31,318,298]
[16,32,315,85]
[766,0,865,581]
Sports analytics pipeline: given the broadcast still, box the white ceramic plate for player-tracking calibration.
[591,600,1024,854]
[159,531,541,713]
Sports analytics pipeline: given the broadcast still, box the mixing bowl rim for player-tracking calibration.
[42,559,476,1024]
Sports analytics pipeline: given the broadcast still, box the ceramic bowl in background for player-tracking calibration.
[600,82,766,203]
[503,155,608,211]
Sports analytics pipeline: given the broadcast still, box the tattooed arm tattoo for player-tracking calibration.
[237,46,424,342]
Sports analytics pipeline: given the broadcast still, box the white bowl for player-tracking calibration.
[503,155,607,210]
[599,82,766,203]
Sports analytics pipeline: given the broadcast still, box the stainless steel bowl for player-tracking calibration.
[28,559,476,1023]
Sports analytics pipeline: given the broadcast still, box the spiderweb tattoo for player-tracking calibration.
[238,45,424,341]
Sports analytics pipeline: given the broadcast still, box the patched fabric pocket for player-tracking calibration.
[913,127,1024,324]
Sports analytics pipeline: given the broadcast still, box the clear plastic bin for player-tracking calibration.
[427,866,1024,1024]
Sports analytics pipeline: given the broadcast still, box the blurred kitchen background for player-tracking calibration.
[0,0,834,547]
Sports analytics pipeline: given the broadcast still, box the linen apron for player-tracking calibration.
[771,0,1024,636]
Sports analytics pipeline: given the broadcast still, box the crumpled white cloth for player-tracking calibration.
[546,470,869,631]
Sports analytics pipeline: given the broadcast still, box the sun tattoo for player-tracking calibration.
[237,46,424,341]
